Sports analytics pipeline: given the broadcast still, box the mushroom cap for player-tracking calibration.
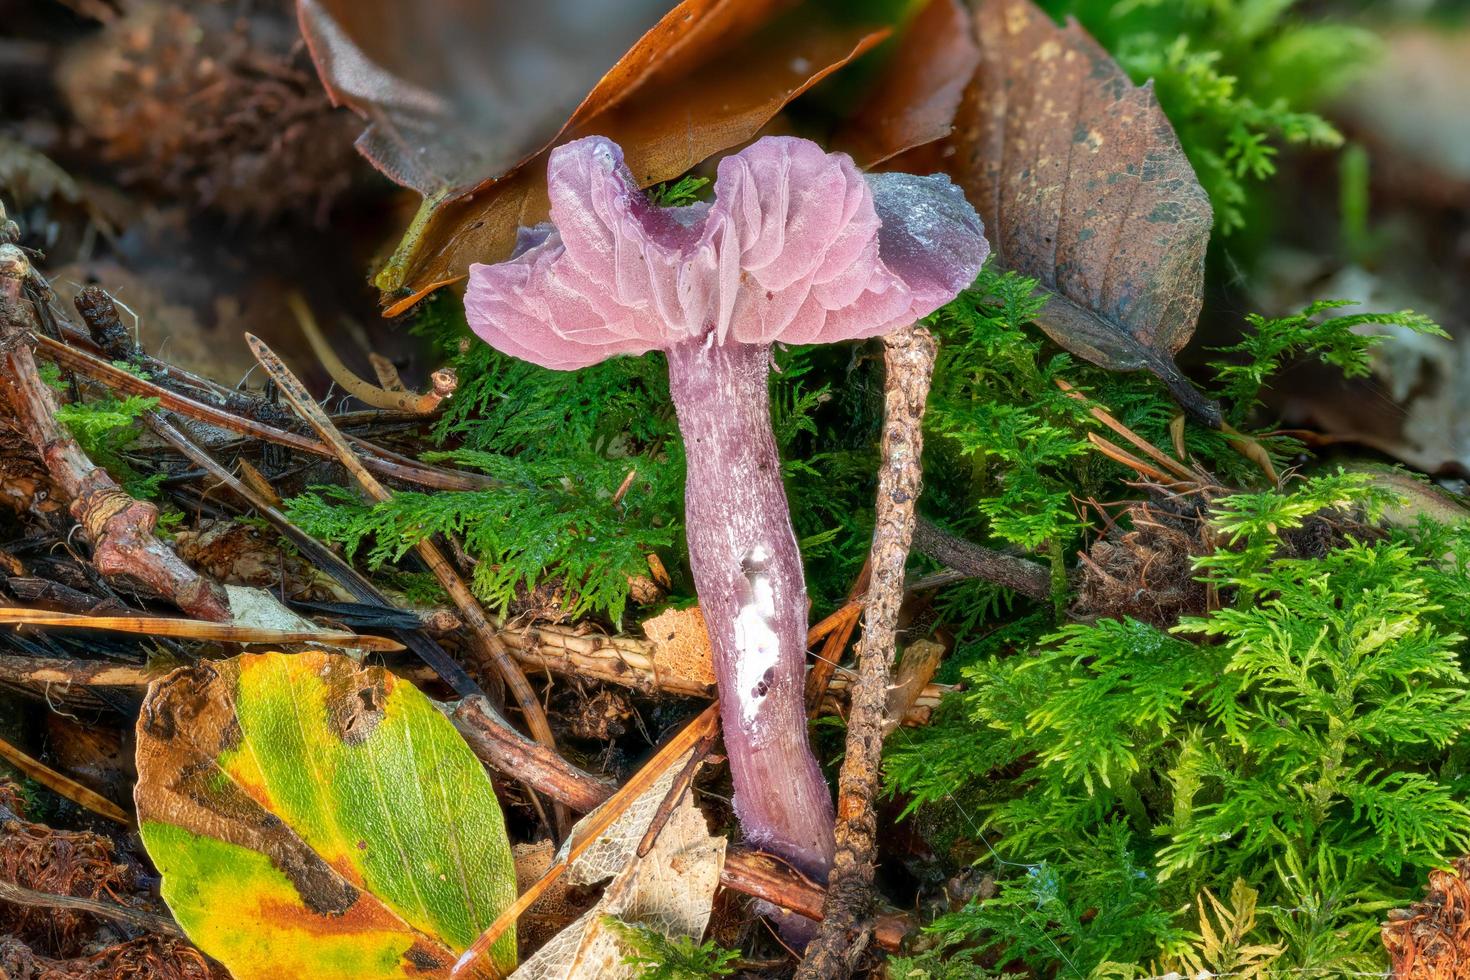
[466,135,988,371]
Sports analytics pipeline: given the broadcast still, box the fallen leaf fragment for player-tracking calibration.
[512,841,581,954]
[135,650,518,979]
[640,605,718,690]
[510,750,726,979]
[454,705,720,975]
[946,0,1219,424]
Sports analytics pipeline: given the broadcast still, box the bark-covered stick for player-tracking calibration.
[798,324,937,978]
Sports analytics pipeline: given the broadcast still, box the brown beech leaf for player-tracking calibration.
[372,2,890,313]
[948,0,1220,424]
[297,0,674,196]
[833,0,980,168]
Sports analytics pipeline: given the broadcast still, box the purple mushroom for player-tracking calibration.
[465,135,987,895]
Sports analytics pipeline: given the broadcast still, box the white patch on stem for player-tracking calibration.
[733,563,780,728]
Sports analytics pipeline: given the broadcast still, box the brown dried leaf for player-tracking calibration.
[297,0,674,196]
[173,520,355,604]
[947,0,1219,424]
[641,606,717,690]
[833,0,980,168]
[561,748,697,887]
[512,841,584,955]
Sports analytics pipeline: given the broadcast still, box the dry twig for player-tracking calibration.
[0,878,181,938]
[800,324,937,978]
[0,607,402,652]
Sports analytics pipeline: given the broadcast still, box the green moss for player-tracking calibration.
[885,474,1470,975]
[55,393,163,499]
[602,917,739,979]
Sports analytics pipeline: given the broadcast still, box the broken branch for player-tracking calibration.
[0,877,182,938]
[0,245,229,622]
[0,607,403,652]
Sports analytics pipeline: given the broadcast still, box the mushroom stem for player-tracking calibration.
[665,337,836,884]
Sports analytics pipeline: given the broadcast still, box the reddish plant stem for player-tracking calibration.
[799,325,937,978]
[0,246,228,621]
[666,338,836,889]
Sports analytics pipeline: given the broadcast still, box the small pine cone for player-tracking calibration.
[57,1,363,222]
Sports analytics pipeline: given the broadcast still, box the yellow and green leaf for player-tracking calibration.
[135,651,516,979]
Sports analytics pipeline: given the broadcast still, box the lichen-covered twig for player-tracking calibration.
[910,517,1053,601]
[0,245,229,622]
[798,324,937,978]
